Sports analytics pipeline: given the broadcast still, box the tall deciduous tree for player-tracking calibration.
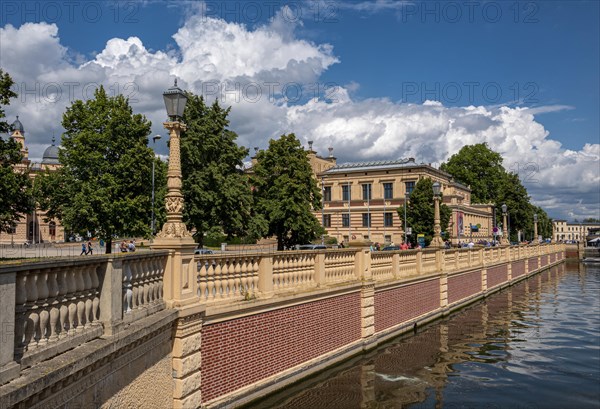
[397,178,451,247]
[440,143,505,204]
[180,94,252,246]
[251,133,324,250]
[38,86,153,253]
[0,69,32,233]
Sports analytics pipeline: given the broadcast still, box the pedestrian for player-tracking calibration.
[86,240,93,255]
[128,240,136,252]
[80,242,87,256]
[120,240,128,253]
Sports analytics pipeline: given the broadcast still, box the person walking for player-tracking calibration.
[86,240,93,255]
[80,242,87,256]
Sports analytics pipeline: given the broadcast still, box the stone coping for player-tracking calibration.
[0,250,172,273]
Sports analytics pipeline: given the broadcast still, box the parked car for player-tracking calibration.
[194,248,215,255]
[381,245,400,251]
[298,244,327,250]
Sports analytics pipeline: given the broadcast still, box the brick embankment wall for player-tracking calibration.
[447,270,482,305]
[201,292,362,402]
[374,278,440,333]
[487,264,508,289]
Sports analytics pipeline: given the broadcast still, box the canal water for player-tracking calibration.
[252,262,600,409]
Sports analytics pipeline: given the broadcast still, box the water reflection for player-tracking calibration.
[251,262,600,409]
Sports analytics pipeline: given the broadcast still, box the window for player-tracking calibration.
[384,212,394,227]
[323,214,331,227]
[384,183,393,199]
[323,186,331,202]
[49,221,56,236]
[362,213,371,227]
[405,181,416,195]
[10,225,16,234]
[342,184,351,201]
[385,235,392,243]
[342,213,350,227]
[362,184,372,200]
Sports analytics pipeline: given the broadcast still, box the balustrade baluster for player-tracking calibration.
[14,272,29,354]
[67,268,77,335]
[47,269,60,342]
[35,269,50,346]
[82,267,93,328]
[57,269,69,339]
[142,259,151,306]
[75,267,86,332]
[123,263,133,313]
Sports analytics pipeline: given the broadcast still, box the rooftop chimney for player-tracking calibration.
[308,140,313,151]
[328,147,333,157]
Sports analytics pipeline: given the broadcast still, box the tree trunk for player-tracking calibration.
[106,239,112,254]
[277,236,284,251]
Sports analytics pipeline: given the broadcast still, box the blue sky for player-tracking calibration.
[1,0,599,220]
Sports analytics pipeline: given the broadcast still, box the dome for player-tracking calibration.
[42,137,60,165]
[11,116,24,134]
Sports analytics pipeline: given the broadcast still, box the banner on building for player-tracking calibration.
[457,212,464,237]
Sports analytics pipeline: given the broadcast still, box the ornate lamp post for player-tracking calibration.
[151,134,161,235]
[533,213,538,243]
[431,181,444,248]
[154,79,191,241]
[404,192,410,245]
[501,203,509,245]
[152,80,197,307]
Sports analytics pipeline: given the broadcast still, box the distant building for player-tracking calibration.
[552,220,600,242]
[0,116,65,244]
[315,154,494,245]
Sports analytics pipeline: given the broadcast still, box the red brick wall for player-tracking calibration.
[528,257,539,272]
[487,265,508,289]
[541,255,548,267]
[512,260,526,277]
[374,278,440,333]
[201,292,362,402]
[448,270,482,304]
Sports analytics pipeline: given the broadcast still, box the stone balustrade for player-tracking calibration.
[197,254,260,302]
[0,251,169,386]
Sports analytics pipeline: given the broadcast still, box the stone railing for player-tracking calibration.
[0,251,169,385]
[192,243,565,306]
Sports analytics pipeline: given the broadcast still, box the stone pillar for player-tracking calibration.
[172,306,204,409]
[151,121,197,308]
[392,253,400,278]
[257,255,274,297]
[98,258,123,336]
[360,283,375,347]
[416,250,422,275]
[0,272,20,385]
[439,271,448,311]
[355,246,371,280]
[314,253,326,285]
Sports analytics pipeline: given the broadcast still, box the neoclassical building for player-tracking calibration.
[295,145,493,245]
[0,117,65,244]
[552,220,600,242]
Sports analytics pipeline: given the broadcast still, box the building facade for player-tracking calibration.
[552,220,600,242]
[311,152,494,246]
[0,117,65,245]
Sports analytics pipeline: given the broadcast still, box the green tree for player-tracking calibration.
[251,133,324,250]
[440,143,505,204]
[0,69,17,133]
[0,69,32,233]
[397,178,451,247]
[180,94,252,246]
[497,172,532,243]
[38,86,154,253]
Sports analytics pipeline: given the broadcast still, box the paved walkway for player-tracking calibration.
[0,243,151,259]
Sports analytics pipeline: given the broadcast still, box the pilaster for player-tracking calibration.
[172,304,205,409]
[0,272,19,385]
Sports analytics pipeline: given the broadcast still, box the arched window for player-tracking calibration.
[49,221,56,237]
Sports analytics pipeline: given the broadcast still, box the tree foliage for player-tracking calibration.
[0,68,17,133]
[180,94,252,246]
[397,178,451,247]
[440,143,505,204]
[37,86,154,252]
[251,133,324,250]
[441,143,552,242]
[0,69,32,233]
